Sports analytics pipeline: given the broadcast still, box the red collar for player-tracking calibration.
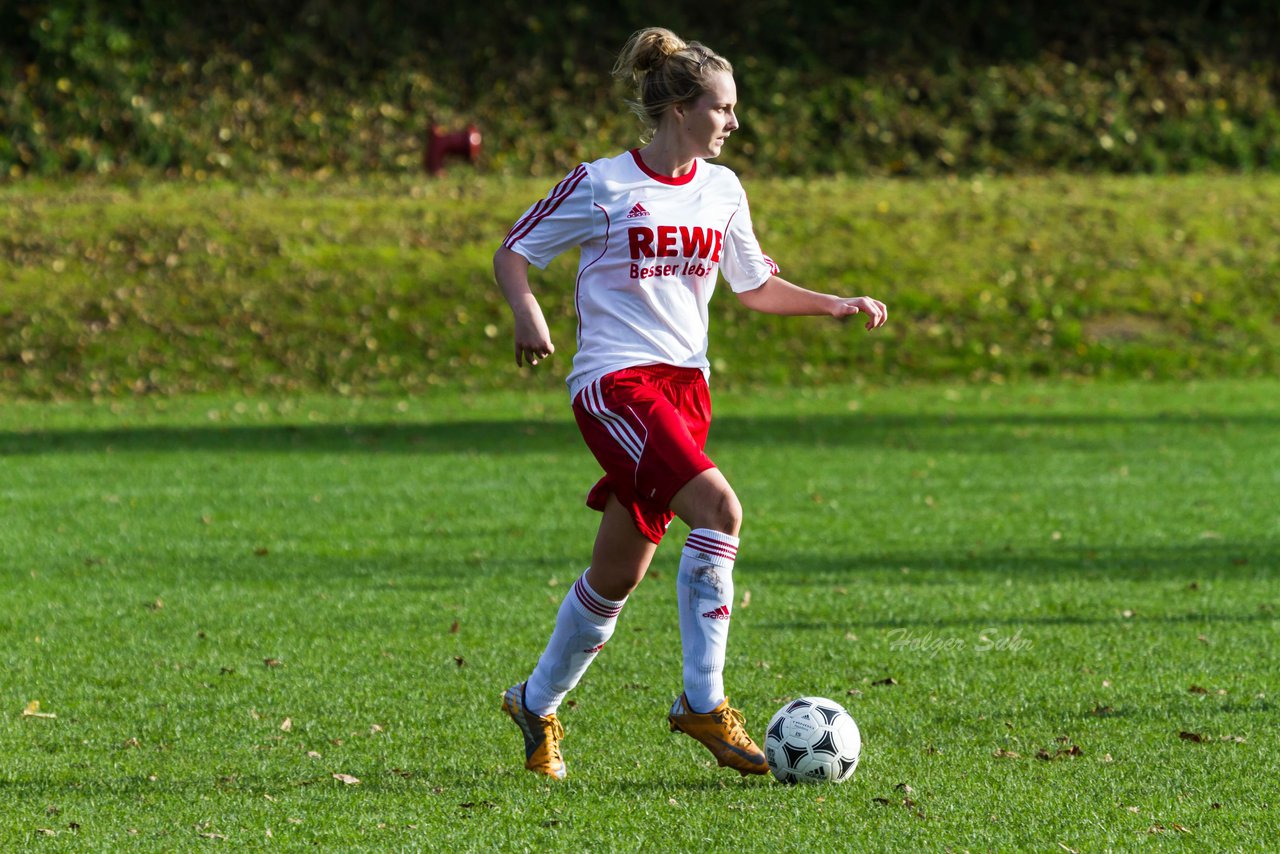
[630,149,698,185]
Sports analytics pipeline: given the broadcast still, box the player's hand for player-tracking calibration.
[832,296,888,330]
[513,314,555,367]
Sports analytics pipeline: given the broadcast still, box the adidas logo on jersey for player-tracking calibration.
[626,203,650,218]
[701,604,731,620]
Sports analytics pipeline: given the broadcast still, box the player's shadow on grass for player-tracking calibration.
[2,410,1275,456]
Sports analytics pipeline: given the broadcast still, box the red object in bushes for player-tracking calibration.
[425,123,482,174]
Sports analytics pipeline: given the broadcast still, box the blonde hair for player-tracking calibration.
[612,27,733,136]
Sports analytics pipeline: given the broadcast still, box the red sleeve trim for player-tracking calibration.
[503,165,589,248]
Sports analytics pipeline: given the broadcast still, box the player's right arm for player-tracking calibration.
[494,246,555,367]
[494,164,594,368]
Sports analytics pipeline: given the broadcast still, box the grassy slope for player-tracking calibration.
[2,173,1278,398]
[1,380,1276,849]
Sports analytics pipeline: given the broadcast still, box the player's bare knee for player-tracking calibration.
[701,489,742,536]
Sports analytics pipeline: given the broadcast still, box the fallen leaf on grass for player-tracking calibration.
[263,658,281,668]
[280,718,292,732]
[1148,823,1192,834]
[1188,685,1208,695]
[993,748,1019,759]
[21,701,56,719]
[1058,843,1079,854]
[871,677,898,687]
[1178,731,1205,743]
[449,620,459,634]
[1035,744,1083,760]
[332,773,360,785]
[454,656,465,667]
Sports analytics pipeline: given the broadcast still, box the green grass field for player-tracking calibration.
[3,379,1276,850]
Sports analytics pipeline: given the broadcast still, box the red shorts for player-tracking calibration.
[572,364,716,544]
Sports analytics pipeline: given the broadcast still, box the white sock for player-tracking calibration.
[677,528,739,713]
[523,571,626,717]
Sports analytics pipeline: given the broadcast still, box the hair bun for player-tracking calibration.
[615,27,687,79]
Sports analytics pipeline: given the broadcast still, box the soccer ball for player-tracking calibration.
[764,696,861,784]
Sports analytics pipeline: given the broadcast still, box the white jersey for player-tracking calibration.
[502,149,778,399]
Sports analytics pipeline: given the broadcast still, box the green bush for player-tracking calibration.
[3,2,1280,178]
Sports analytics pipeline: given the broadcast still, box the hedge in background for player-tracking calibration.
[3,1,1280,178]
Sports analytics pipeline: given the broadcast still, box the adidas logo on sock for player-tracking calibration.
[701,604,731,620]
[626,202,650,218]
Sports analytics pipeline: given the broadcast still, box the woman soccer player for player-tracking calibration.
[495,27,887,779]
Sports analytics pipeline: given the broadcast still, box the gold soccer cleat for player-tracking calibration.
[501,683,567,780]
[668,693,768,776]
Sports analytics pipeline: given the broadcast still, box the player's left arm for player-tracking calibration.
[736,276,888,330]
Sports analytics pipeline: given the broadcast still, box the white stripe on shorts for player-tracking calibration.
[583,379,645,463]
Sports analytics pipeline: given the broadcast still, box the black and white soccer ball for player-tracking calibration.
[764,696,861,784]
